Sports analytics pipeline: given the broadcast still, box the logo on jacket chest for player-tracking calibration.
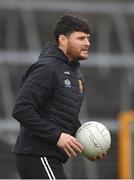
[64,79,71,88]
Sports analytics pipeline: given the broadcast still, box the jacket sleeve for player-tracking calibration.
[12,64,62,145]
[75,119,81,134]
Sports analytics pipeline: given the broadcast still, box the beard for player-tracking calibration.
[66,44,89,61]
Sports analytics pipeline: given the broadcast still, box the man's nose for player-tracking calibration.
[85,38,90,47]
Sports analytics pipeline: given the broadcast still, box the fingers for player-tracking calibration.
[87,152,107,161]
[71,139,84,153]
[88,157,96,161]
[73,138,84,152]
[57,133,84,157]
[64,144,77,157]
[63,146,72,157]
[64,139,84,157]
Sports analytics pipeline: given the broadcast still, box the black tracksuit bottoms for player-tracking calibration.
[15,155,67,179]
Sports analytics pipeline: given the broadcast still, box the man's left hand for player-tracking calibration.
[87,152,107,161]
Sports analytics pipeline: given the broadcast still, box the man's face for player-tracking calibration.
[65,31,90,61]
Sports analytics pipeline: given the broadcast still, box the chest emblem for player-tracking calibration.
[78,80,83,93]
[64,71,70,75]
[64,79,71,87]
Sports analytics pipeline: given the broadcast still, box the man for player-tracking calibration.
[12,14,105,179]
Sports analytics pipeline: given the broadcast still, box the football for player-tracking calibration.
[76,121,111,158]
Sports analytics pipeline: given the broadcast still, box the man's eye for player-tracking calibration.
[79,37,84,40]
[86,35,90,40]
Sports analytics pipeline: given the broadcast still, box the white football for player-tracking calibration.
[76,121,111,158]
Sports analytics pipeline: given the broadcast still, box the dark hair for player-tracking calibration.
[54,14,91,43]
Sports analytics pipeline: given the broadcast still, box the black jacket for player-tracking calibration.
[12,42,85,163]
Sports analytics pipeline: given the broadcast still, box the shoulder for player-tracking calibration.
[21,59,57,84]
[37,56,66,73]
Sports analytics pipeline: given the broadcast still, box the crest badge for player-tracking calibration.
[64,79,71,87]
[78,80,83,93]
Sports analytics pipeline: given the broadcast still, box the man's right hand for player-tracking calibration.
[57,132,84,157]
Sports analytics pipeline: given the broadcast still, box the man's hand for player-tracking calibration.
[87,152,107,161]
[57,132,84,157]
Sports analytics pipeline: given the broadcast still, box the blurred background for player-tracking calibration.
[0,0,134,178]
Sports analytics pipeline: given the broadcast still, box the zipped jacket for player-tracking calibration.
[12,42,85,163]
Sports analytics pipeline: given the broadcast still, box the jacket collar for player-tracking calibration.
[39,41,80,68]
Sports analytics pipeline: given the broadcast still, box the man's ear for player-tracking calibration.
[58,35,68,47]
